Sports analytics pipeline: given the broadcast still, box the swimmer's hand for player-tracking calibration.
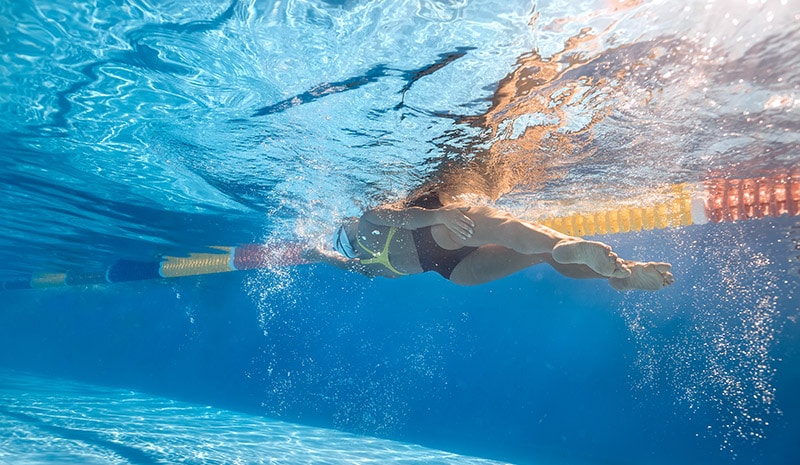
[436,207,475,240]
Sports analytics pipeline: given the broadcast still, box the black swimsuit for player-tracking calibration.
[408,193,478,279]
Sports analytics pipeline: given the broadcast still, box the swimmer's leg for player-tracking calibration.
[448,246,547,286]
[449,247,615,286]
[432,206,567,253]
[433,206,630,278]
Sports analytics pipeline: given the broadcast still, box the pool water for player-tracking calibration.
[1,0,799,464]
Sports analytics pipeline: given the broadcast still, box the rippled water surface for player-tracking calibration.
[3,0,797,275]
[1,1,798,464]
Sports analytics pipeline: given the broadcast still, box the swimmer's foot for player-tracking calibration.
[609,261,674,291]
[552,239,631,278]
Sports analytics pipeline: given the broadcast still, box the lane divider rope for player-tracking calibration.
[5,171,799,290]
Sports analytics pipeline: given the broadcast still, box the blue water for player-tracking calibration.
[1,0,799,464]
[0,371,512,464]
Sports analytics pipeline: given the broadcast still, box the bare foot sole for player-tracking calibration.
[609,261,674,291]
[552,239,631,278]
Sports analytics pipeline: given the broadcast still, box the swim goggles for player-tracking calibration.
[333,225,357,259]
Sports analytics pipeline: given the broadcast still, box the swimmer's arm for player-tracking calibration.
[362,207,474,238]
[301,247,373,276]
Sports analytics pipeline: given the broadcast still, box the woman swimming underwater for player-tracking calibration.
[305,192,673,290]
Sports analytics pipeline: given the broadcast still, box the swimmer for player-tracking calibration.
[304,192,673,290]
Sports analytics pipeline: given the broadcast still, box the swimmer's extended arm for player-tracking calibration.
[301,247,374,277]
[362,206,474,239]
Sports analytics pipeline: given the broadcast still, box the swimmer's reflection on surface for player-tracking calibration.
[305,33,674,290]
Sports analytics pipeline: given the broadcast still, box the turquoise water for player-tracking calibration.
[1,371,512,464]
[1,0,799,464]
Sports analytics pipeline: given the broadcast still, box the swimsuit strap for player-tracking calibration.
[356,227,408,276]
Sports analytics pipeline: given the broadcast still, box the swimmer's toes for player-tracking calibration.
[651,262,673,285]
[610,261,674,291]
[611,257,632,278]
[654,263,672,273]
